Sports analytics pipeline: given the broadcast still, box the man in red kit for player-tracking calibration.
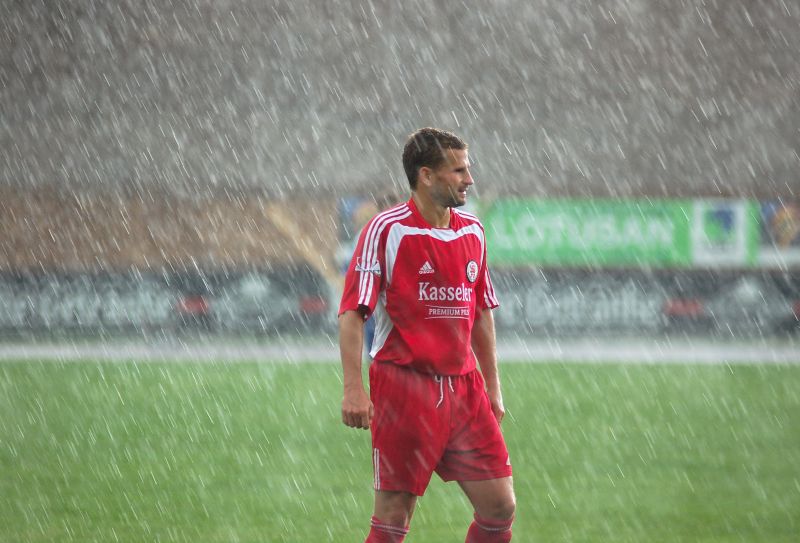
[339,127,516,542]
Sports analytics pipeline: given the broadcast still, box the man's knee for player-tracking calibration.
[476,484,516,521]
[483,493,516,521]
[374,490,417,527]
[462,478,516,521]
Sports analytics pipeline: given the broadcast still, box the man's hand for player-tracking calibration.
[488,388,505,424]
[342,385,373,429]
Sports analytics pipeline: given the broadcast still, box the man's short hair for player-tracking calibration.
[402,128,467,190]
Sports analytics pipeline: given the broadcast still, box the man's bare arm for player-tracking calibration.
[339,309,373,429]
[471,307,505,423]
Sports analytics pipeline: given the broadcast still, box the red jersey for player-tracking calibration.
[339,198,499,375]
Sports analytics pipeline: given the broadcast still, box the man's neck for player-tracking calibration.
[412,192,450,228]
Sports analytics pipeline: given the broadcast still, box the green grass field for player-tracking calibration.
[1,359,799,542]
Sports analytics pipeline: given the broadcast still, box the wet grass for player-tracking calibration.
[1,360,798,542]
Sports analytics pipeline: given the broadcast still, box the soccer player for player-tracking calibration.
[338,128,516,542]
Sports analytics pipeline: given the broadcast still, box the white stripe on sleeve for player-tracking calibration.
[357,206,410,306]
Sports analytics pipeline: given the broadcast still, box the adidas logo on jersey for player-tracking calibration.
[418,261,435,275]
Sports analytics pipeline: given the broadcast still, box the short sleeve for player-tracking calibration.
[338,218,386,318]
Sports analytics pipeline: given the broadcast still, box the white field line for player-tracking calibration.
[496,337,799,364]
[0,337,797,364]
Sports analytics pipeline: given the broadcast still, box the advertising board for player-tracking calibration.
[481,198,790,269]
[757,199,800,268]
[689,199,757,267]
[481,199,693,267]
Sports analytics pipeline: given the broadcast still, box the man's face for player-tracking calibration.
[427,149,474,208]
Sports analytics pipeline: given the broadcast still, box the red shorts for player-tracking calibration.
[369,362,512,496]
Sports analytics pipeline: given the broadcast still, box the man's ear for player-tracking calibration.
[418,167,433,187]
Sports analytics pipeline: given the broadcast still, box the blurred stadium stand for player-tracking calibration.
[1,1,797,198]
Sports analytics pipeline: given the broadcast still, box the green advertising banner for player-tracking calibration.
[481,199,694,267]
[690,199,759,267]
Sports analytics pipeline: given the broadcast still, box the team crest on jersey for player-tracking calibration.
[465,260,479,283]
[355,257,381,276]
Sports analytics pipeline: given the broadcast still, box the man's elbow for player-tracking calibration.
[339,308,368,327]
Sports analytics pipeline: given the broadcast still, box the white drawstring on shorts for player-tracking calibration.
[434,375,455,408]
